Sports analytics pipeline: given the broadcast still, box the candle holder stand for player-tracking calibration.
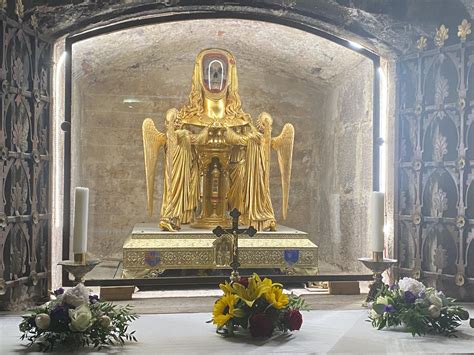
[58,253,100,285]
[358,252,397,307]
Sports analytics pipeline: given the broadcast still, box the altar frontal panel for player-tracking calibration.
[122,224,318,278]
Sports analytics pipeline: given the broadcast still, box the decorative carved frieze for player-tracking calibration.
[122,224,318,277]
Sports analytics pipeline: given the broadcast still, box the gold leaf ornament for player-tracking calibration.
[434,24,449,48]
[30,14,38,29]
[458,19,471,41]
[15,0,24,19]
[416,36,427,51]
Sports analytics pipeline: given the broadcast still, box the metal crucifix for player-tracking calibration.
[212,208,257,282]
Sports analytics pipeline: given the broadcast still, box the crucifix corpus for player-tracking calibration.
[212,208,257,282]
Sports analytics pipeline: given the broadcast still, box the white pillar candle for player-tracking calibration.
[370,191,385,253]
[73,187,89,254]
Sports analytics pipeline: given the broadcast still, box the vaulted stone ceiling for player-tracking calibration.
[72,19,367,87]
[28,0,472,57]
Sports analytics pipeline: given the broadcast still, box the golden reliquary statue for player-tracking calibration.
[143,48,294,232]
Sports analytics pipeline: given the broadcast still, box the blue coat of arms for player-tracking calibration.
[144,251,160,267]
[284,250,299,265]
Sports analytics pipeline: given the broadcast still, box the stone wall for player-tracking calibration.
[69,19,373,274]
[317,60,374,273]
[33,0,472,58]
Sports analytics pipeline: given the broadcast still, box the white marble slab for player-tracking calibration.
[132,223,307,236]
[1,309,473,354]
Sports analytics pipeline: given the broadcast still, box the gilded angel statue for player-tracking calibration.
[143,48,294,232]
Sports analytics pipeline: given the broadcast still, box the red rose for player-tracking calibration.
[249,313,273,337]
[284,309,303,331]
[237,277,249,288]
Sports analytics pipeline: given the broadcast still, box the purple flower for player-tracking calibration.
[53,287,64,296]
[89,294,99,304]
[27,317,36,327]
[404,291,416,304]
[383,305,395,313]
[50,305,70,331]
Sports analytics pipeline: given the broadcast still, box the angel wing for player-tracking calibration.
[143,118,166,217]
[271,123,295,220]
[256,112,273,189]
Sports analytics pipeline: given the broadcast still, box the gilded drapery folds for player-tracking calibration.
[142,49,294,232]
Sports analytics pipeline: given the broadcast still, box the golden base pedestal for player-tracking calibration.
[122,224,318,278]
[191,215,231,229]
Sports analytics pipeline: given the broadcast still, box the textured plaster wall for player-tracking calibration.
[317,60,374,273]
[69,19,373,274]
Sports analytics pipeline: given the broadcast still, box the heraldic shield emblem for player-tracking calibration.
[284,250,300,266]
[144,251,160,267]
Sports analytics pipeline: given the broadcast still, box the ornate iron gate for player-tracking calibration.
[396,20,474,299]
[0,2,51,309]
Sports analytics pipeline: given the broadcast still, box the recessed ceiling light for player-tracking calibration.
[348,40,363,50]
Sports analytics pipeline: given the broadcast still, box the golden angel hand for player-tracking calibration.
[142,118,166,217]
[271,122,295,220]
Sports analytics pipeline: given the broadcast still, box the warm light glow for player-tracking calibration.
[51,46,67,290]
[53,51,67,229]
[348,40,363,49]
[378,65,387,193]
[123,98,142,103]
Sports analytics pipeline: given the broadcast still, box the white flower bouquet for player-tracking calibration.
[19,284,138,351]
[369,277,473,336]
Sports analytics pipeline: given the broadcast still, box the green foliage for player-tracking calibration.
[287,293,310,312]
[369,283,470,337]
[372,303,386,315]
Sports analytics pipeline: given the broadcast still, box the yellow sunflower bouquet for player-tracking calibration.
[211,274,308,337]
